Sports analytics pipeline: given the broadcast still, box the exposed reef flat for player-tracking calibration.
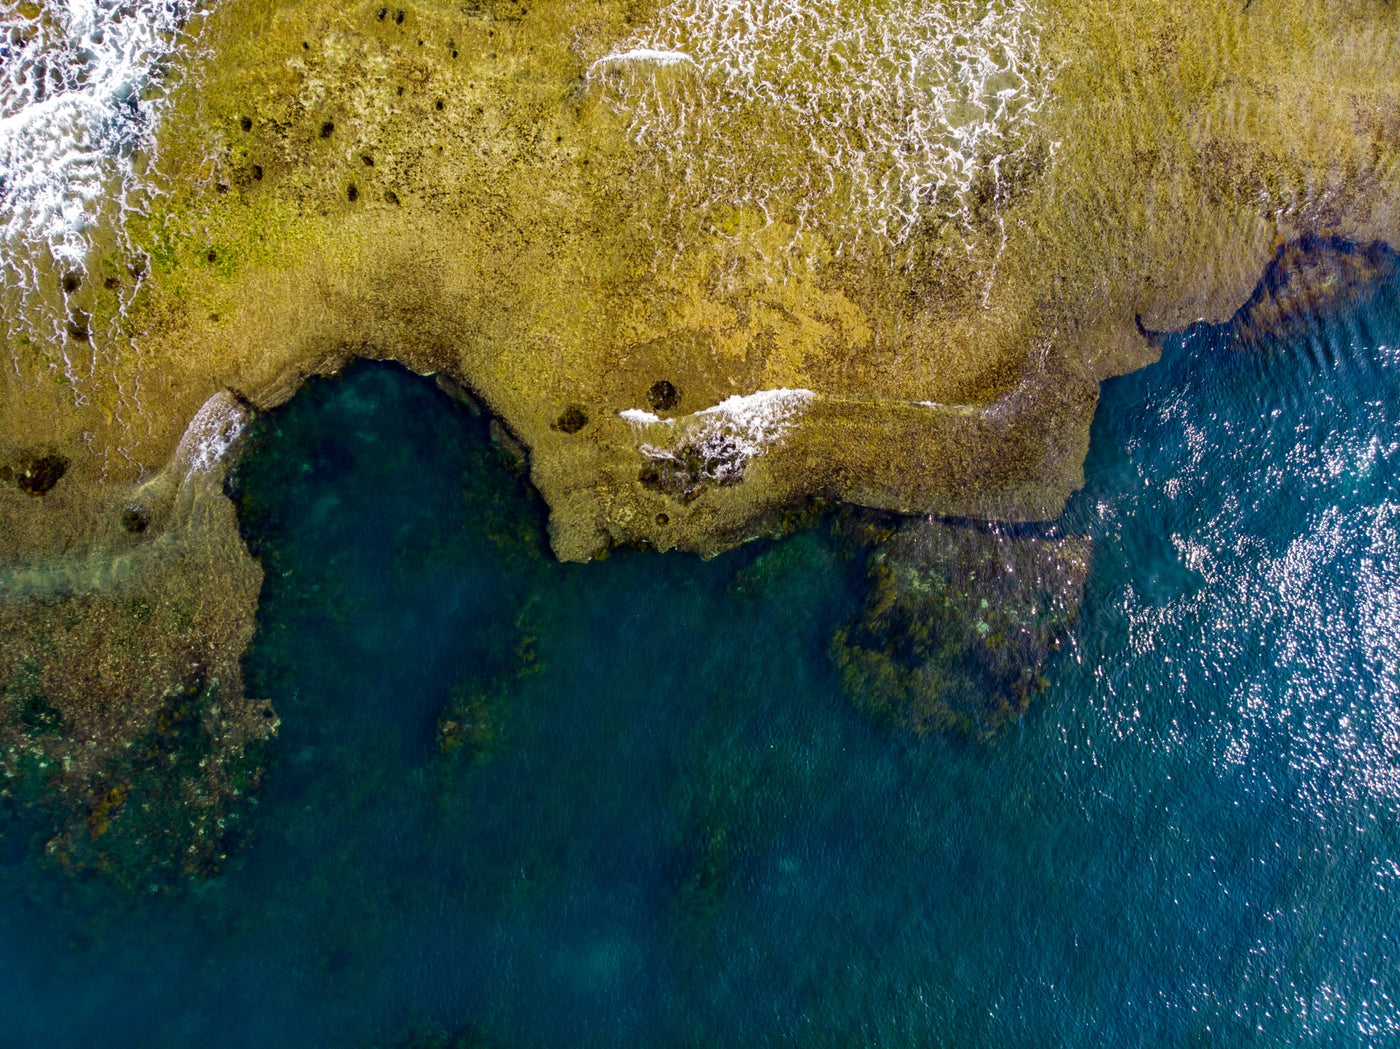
[1,0,1399,876]
[4,0,1399,565]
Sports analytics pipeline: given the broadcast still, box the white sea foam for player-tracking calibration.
[691,387,816,448]
[173,390,247,476]
[0,0,203,256]
[1,0,209,392]
[620,407,666,426]
[589,47,697,72]
[590,0,1053,254]
[622,387,814,485]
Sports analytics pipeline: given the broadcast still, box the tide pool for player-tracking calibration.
[2,273,1400,1047]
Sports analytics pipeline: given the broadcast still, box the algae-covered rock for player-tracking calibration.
[832,519,1091,738]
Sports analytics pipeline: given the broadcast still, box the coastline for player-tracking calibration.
[2,0,1399,882]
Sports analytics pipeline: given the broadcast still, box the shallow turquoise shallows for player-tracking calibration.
[3,272,1400,1048]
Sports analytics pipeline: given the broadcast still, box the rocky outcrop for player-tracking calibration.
[4,0,1397,569]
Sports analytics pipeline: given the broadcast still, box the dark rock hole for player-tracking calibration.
[347,184,359,203]
[554,405,588,434]
[3,454,69,497]
[320,120,335,138]
[239,115,252,132]
[647,379,681,411]
[121,507,149,533]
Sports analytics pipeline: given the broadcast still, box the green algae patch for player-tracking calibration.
[832,519,1090,738]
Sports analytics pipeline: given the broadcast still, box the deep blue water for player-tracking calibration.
[3,276,1400,1047]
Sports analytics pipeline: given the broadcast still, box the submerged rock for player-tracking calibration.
[0,549,274,887]
[832,519,1091,738]
[1232,238,1400,345]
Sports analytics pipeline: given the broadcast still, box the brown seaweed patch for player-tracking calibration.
[831,519,1090,738]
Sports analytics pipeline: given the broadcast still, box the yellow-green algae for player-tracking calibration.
[1,0,1399,870]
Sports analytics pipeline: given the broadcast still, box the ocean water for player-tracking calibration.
[3,280,1400,1046]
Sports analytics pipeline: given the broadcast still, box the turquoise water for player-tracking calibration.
[3,274,1400,1047]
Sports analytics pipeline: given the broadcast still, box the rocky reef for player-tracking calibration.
[832,518,1091,738]
[1,0,1399,878]
[0,397,273,886]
